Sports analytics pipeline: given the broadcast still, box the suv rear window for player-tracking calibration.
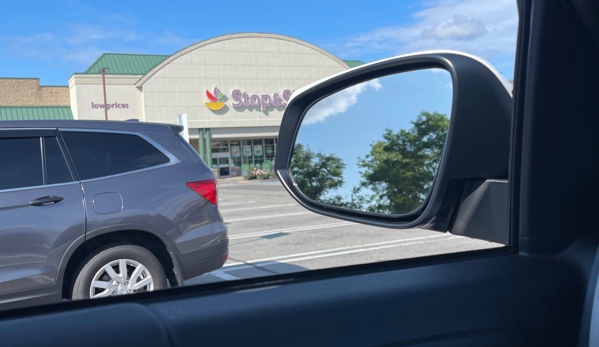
[177,134,205,162]
[61,131,170,180]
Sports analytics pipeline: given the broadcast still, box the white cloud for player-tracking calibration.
[421,14,487,41]
[65,24,143,45]
[1,22,195,69]
[302,79,382,125]
[0,16,146,67]
[0,33,109,65]
[1,34,60,63]
[327,0,518,70]
[63,45,105,64]
[155,31,197,47]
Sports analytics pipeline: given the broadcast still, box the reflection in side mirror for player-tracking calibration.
[290,69,453,216]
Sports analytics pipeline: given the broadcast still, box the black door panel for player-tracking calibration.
[0,243,592,347]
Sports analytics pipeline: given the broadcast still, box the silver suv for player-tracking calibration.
[0,120,228,309]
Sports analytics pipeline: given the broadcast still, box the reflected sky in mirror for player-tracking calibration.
[293,68,453,215]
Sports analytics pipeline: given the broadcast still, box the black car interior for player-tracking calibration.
[1,0,599,346]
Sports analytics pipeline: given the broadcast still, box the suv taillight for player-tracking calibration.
[186,180,217,206]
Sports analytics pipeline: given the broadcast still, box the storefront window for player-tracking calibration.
[211,140,229,153]
[253,139,264,169]
[210,138,277,176]
[241,140,253,175]
[264,138,275,166]
[230,140,241,169]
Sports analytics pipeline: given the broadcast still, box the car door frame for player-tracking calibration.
[0,128,86,309]
[2,0,599,346]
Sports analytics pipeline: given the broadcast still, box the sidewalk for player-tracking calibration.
[217,176,245,183]
[217,176,279,185]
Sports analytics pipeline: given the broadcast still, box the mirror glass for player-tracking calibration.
[290,68,453,216]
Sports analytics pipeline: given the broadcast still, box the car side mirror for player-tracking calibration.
[275,51,512,243]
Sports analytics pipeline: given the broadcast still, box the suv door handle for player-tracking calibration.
[29,196,64,206]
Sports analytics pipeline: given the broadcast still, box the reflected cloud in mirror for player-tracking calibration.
[290,68,453,216]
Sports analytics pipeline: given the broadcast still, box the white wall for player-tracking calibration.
[140,35,348,129]
[68,34,350,129]
[69,75,143,121]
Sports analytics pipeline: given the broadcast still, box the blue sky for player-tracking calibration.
[296,69,453,201]
[0,0,518,86]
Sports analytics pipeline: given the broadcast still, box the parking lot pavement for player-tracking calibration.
[184,179,502,286]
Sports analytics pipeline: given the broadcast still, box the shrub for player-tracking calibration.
[243,166,274,180]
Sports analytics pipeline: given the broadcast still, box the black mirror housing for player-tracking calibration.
[275,51,512,231]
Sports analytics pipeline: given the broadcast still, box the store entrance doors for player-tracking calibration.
[212,152,231,178]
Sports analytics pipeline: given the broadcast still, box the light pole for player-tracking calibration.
[98,67,109,120]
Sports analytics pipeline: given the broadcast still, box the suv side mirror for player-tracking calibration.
[275,51,512,243]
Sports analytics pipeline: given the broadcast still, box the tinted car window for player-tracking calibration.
[177,134,205,162]
[0,137,43,190]
[61,131,170,180]
[44,137,73,185]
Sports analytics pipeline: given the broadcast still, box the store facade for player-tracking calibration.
[67,33,361,176]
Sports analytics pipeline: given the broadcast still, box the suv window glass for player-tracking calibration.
[61,131,170,180]
[0,137,43,190]
[177,134,205,162]
[44,137,73,185]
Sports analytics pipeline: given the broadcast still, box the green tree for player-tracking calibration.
[319,186,367,210]
[290,144,345,202]
[357,111,449,214]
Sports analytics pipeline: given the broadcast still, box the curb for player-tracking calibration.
[217,178,279,185]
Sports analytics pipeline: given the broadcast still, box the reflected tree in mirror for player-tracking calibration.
[356,111,449,214]
[290,69,453,216]
[290,144,345,202]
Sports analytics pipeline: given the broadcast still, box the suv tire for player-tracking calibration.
[71,244,167,300]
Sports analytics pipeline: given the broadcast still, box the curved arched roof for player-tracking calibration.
[135,33,352,87]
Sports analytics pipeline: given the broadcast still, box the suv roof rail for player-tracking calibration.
[125,118,182,135]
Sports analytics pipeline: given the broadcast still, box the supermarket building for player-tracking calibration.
[0,33,364,177]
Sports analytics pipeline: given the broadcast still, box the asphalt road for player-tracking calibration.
[185,179,502,286]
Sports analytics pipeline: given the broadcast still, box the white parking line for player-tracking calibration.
[229,222,356,240]
[219,201,256,206]
[281,238,457,263]
[225,211,312,223]
[220,204,296,213]
[224,234,452,269]
[209,270,240,281]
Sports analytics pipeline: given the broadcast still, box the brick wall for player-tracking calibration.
[0,79,70,106]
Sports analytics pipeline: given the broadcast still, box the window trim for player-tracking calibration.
[0,128,56,137]
[58,128,180,183]
[40,136,47,185]
[43,136,76,184]
[0,181,81,194]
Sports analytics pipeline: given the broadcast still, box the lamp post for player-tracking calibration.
[98,67,109,120]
